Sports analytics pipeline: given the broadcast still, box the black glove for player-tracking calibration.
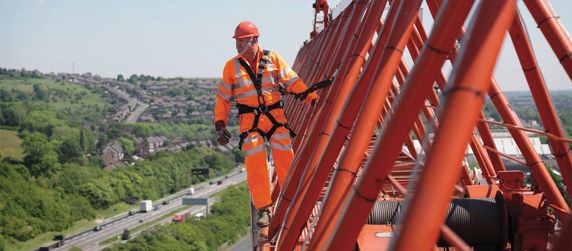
[294,78,333,101]
[217,127,231,145]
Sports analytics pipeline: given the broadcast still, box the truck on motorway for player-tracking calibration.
[188,186,195,195]
[140,200,153,212]
[39,235,65,250]
[172,211,191,223]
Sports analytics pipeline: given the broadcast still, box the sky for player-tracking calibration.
[1,0,571,91]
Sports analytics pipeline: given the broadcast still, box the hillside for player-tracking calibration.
[0,68,241,251]
[0,129,23,160]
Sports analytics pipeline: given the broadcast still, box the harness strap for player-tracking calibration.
[237,101,297,150]
[237,50,271,108]
[236,50,296,150]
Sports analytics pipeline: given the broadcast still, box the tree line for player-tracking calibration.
[0,146,236,248]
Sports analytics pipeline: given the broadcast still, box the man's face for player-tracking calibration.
[236,37,257,55]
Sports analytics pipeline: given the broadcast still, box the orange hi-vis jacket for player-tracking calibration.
[214,48,314,209]
[214,48,311,128]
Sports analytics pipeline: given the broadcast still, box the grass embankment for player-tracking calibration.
[0,129,23,160]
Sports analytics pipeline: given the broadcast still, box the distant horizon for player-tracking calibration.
[4,67,572,93]
[2,0,571,91]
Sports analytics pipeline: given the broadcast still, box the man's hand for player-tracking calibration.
[302,92,319,105]
[217,127,232,145]
[215,120,231,145]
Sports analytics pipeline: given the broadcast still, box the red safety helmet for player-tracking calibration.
[233,20,260,39]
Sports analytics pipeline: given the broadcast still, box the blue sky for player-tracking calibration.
[1,0,571,91]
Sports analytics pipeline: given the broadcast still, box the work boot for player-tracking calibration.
[257,207,270,227]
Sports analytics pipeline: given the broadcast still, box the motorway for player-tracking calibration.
[50,172,246,251]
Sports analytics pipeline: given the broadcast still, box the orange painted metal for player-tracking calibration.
[356,225,393,250]
[260,0,572,249]
[314,1,475,250]
[465,184,500,198]
[523,0,572,80]
[273,1,379,247]
[272,0,386,244]
[307,0,427,248]
[390,1,517,250]
[487,80,570,213]
[508,9,572,199]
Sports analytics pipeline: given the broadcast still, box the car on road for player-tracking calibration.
[121,229,131,240]
[217,180,223,185]
[93,225,103,231]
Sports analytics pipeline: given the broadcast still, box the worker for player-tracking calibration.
[214,20,318,228]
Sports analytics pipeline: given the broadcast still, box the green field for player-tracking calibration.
[0,78,109,112]
[0,129,24,160]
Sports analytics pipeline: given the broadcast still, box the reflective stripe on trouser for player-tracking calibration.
[269,128,294,186]
[243,132,272,209]
[240,109,294,209]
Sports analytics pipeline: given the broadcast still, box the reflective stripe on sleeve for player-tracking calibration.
[278,67,293,79]
[219,82,233,92]
[283,76,300,88]
[217,89,231,101]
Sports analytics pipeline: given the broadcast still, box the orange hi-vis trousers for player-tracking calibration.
[239,108,294,209]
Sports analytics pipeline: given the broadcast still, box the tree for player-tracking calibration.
[117,74,125,81]
[0,107,4,125]
[79,129,87,152]
[118,137,135,157]
[128,74,138,85]
[57,138,83,164]
[0,104,23,126]
[22,132,61,177]
[32,83,48,101]
[132,124,151,138]
[0,234,5,251]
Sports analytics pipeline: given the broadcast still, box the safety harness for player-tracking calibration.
[236,50,297,150]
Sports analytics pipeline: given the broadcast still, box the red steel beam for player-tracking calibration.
[487,80,570,212]
[390,1,517,250]
[508,9,572,198]
[313,0,429,249]
[274,1,366,245]
[272,1,376,242]
[523,0,572,80]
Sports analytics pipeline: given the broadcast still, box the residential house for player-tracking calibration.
[101,142,124,169]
